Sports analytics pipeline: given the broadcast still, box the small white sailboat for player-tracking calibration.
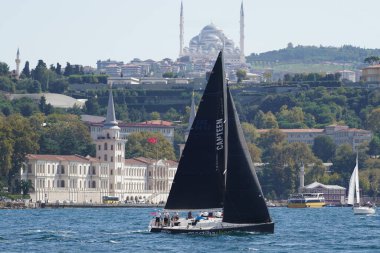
[347,155,376,215]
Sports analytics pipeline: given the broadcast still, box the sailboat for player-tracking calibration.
[148,51,274,234]
[347,155,376,215]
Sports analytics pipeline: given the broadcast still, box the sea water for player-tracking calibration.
[0,207,378,252]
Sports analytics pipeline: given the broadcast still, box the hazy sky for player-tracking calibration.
[1,0,380,68]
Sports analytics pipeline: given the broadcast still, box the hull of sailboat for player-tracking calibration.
[353,206,376,215]
[149,221,274,234]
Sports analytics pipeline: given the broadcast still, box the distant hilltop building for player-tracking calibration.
[257,125,372,152]
[361,64,380,82]
[180,2,245,64]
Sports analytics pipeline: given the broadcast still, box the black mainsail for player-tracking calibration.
[223,87,271,223]
[165,52,227,210]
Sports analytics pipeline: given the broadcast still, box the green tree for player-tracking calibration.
[0,62,9,76]
[39,114,95,156]
[366,108,380,134]
[64,62,73,76]
[162,108,180,121]
[0,76,15,92]
[254,110,278,129]
[31,60,47,82]
[20,179,34,195]
[150,111,161,120]
[312,135,336,162]
[26,80,41,93]
[0,116,14,179]
[364,56,380,65]
[84,97,100,115]
[21,61,31,78]
[368,135,380,156]
[48,79,68,93]
[247,143,262,163]
[6,114,40,191]
[162,72,175,78]
[241,122,258,143]
[125,132,175,160]
[236,69,247,83]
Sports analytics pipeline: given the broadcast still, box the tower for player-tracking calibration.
[179,1,184,57]
[239,2,245,63]
[95,85,126,199]
[299,163,305,193]
[15,48,20,79]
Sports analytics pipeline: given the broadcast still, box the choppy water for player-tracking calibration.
[0,207,378,252]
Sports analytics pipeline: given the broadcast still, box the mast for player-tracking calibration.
[355,154,360,204]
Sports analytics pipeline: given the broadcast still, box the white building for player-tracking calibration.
[257,125,372,151]
[21,88,178,204]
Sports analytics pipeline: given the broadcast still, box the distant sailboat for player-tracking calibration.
[347,155,376,215]
[148,51,274,234]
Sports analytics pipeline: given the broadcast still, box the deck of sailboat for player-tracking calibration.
[149,218,274,234]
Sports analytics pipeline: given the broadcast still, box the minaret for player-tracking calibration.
[239,2,245,63]
[179,1,184,57]
[15,48,20,79]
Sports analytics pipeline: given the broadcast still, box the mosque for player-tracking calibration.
[179,2,246,65]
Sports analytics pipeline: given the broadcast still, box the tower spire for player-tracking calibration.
[179,1,184,57]
[104,84,119,129]
[240,1,245,63]
[15,48,20,79]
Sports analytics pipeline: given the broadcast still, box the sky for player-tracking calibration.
[1,0,380,69]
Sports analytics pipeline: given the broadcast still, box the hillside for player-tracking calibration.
[247,44,380,65]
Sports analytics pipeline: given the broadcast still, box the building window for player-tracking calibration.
[92,166,96,175]
[28,164,32,173]
[104,143,108,150]
[111,145,113,151]
[92,181,96,188]
[98,145,101,150]
[104,154,108,161]
[111,156,113,162]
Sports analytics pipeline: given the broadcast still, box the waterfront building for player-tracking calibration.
[257,125,372,151]
[300,182,346,205]
[21,87,178,204]
[361,64,380,82]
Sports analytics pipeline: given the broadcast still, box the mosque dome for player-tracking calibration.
[184,23,241,62]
